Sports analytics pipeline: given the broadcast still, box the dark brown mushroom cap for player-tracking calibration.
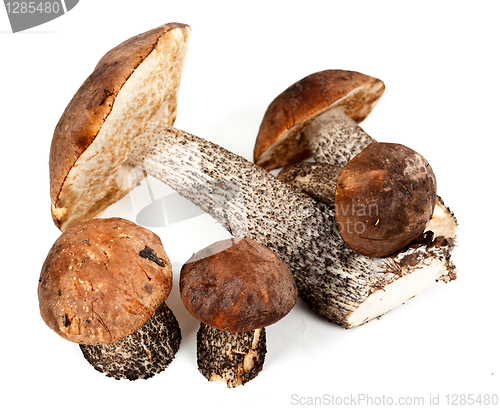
[179,238,297,333]
[253,69,385,170]
[335,143,437,258]
[50,23,191,232]
[38,218,172,345]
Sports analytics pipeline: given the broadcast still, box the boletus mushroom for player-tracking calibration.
[48,25,456,328]
[179,238,297,388]
[38,217,181,380]
[335,142,437,257]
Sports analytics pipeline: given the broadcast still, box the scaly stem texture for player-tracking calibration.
[303,108,376,167]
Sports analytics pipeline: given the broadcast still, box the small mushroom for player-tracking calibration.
[335,142,437,257]
[49,26,456,328]
[179,238,297,388]
[38,217,181,380]
[253,69,384,170]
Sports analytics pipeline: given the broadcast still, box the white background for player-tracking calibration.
[1,1,499,408]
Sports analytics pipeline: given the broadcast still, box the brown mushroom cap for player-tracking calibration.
[179,238,297,333]
[335,143,437,258]
[38,218,172,345]
[50,23,191,232]
[253,69,385,170]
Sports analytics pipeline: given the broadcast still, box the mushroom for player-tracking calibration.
[38,217,181,380]
[179,238,297,388]
[253,69,384,171]
[335,142,437,257]
[48,24,456,328]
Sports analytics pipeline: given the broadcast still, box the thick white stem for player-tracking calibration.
[303,108,376,166]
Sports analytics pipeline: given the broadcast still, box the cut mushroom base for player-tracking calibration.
[349,236,455,327]
[127,124,456,328]
[197,324,266,388]
[80,302,181,380]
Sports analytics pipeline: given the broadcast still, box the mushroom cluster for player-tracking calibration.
[39,23,457,385]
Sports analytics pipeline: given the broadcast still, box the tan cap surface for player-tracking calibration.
[254,69,385,170]
[38,218,172,345]
[180,238,297,333]
[49,23,191,231]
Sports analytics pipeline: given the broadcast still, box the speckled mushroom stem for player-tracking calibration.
[196,323,266,388]
[277,162,342,205]
[80,302,181,380]
[128,122,456,328]
[303,108,376,167]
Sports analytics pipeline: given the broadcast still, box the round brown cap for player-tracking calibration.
[180,238,297,333]
[50,23,191,232]
[253,69,385,170]
[38,218,172,345]
[335,143,437,258]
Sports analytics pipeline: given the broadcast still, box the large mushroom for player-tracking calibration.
[48,24,456,328]
[179,238,297,388]
[38,217,181,380]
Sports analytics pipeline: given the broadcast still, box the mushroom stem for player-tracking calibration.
[196,323,266,388]
[80,302,181,380]
[127,122,456,328]
[277,162,342,205]
[303,107,376,167]
[128,123,331,239]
